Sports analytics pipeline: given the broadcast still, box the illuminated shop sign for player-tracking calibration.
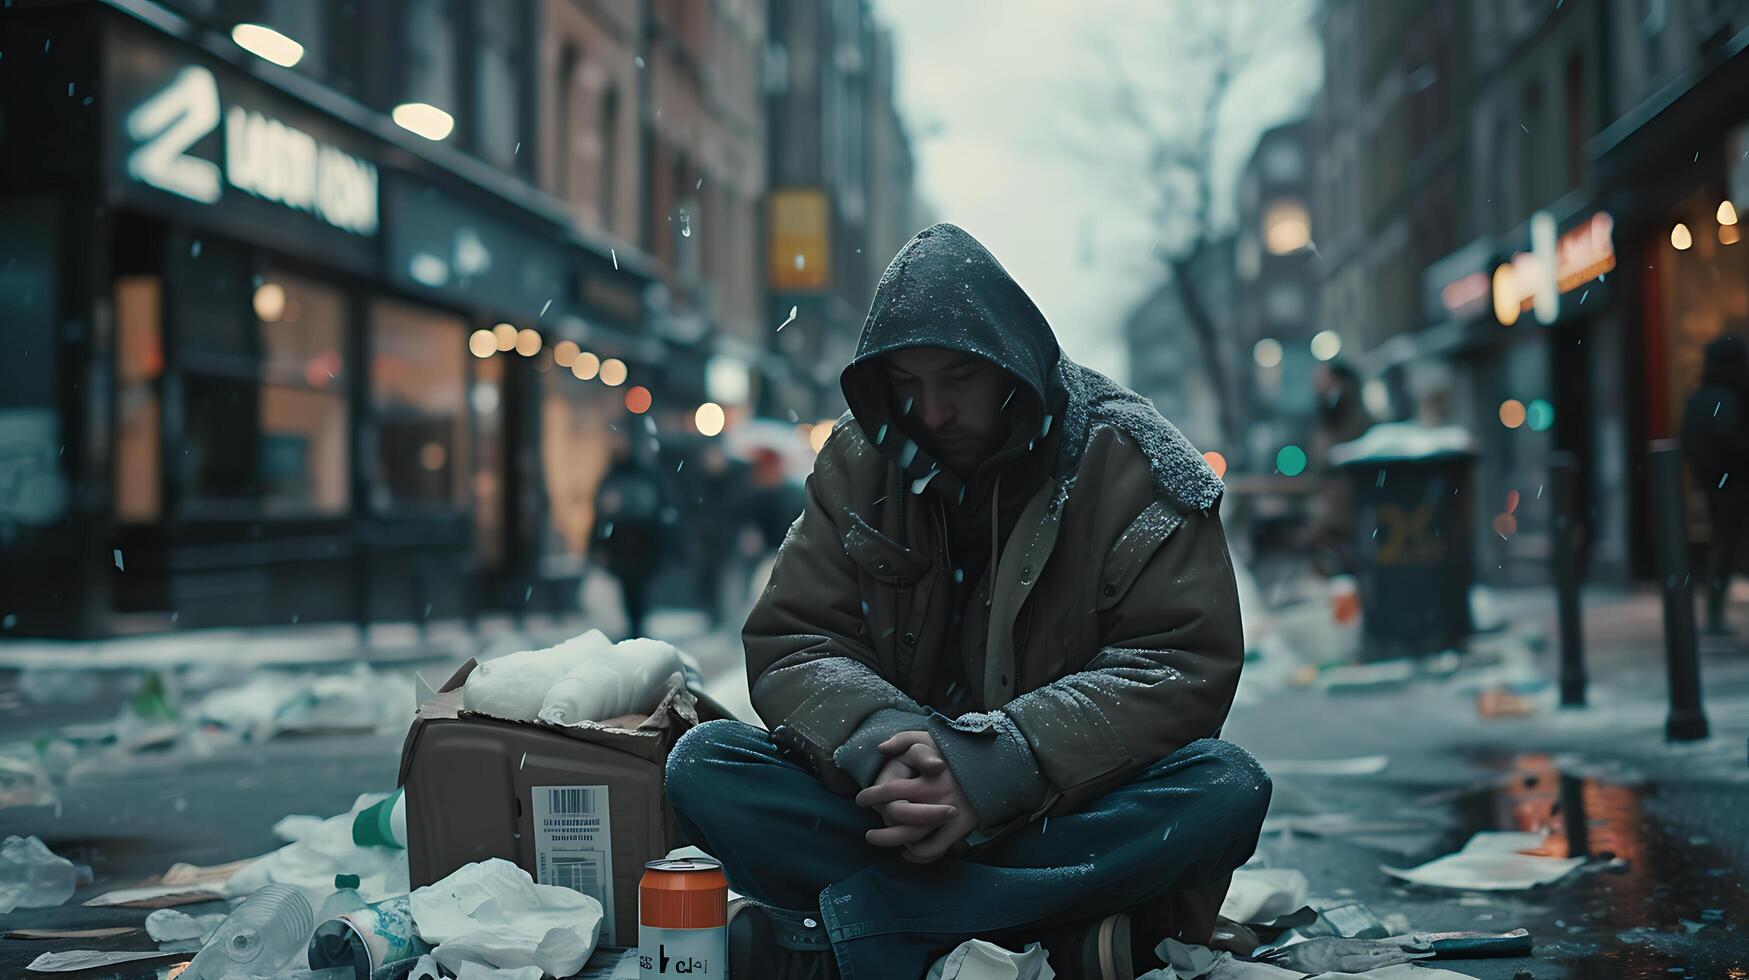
[1490,210,1614,327]
[123,65,378,236]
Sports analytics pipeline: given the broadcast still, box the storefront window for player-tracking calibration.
[371,299,469,510]
[1654,185,1749,434]
[174,248,350,517]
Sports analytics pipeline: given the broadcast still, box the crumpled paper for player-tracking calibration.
[410,858,602,978]
[1218,868,1308,925]
[1381,831,1583,891]
[925,938,1055,980]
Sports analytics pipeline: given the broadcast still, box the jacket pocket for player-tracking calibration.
[1096,499,1186,611]
[841,511,931,585]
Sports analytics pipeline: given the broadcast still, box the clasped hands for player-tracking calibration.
[853,730,978,863]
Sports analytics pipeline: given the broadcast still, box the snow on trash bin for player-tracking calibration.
[409,858,602,978]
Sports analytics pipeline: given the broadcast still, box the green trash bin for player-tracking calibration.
[1338,448,1476,660]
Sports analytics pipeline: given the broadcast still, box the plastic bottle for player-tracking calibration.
[180,883,313,980]
[315,874,366,923]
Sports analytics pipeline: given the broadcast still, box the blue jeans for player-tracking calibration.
[665,719,1271,980]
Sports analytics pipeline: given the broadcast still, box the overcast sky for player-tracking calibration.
[870,0,1323,384]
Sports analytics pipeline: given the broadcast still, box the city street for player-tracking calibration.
[7,0,1749,978]
[2,585,1747,978]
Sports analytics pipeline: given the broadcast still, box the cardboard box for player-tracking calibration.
[398,659,734,948]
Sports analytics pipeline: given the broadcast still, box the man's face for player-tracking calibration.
[881,347,1011,475]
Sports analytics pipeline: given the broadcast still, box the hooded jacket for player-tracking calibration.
[743,223,1244,849]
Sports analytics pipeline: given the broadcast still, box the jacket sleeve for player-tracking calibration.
[741,423,930,797]
[996,504,1245,823]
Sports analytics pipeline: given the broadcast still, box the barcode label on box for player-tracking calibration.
[532,784,615,942]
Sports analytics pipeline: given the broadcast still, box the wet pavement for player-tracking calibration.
[1,588,1747,978]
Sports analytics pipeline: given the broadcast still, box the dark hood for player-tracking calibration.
[840,223,1065,507]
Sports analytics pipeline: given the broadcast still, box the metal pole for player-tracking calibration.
[1648,440,1709,741]
[1551,452,1587,707]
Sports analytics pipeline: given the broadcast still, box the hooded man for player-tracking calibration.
[666,224,1267,980]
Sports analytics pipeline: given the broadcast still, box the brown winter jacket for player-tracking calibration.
[742,224,1245,852]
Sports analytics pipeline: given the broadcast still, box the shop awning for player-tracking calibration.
[1593,23,1749,186]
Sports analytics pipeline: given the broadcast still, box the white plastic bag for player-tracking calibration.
[410,858,602,978]
[926,938,1056,980]
[538,637,683,725]
[223,793,410,908]
[462,631,615,721]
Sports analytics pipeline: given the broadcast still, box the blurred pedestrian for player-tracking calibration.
[592,438,671,639]
[690,443,752,627]
[1681,334,1749,636]
[1307,360,1372,575]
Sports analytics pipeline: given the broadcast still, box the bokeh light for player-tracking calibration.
[1499,399,1526,429]
[571,352,600,380]
[1526,398,1555,432]
[599,358,628,386]
[1276,444,1307,477]
[468,329,496,358]
[1671,222,1693,250]
[253,282,286,322]
[1202,450,1228,480]
[624,386,652,414]
[515,328,542,356]
[1310,330,1342,362]
[809,420,833,452]
[695,402,726,437]
[492,323,518,351]
[1254,338,1283,369]
[553,340,580,367]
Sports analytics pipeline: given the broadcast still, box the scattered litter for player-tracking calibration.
[1256,935,1433,973]
[1219,867,1308,926]
[410,858,602,978]
[4,926,138,940]
[0,745,58,808]
[1319,660,1416,694]
[0,835,77,913]
[182,883,312,978]
[223,793,410,907]
[146,907,227,945]
[84,882,226,909]
[25,949,183,972]
[1383,831,1584,891]
[924,937,1054,979]
[1476,688,1537,718]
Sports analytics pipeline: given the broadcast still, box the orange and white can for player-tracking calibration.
[639,857,727,979]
